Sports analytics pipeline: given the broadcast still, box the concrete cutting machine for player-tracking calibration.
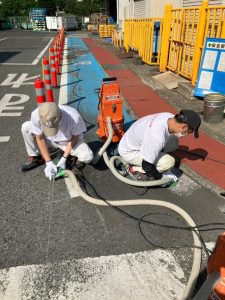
[97,77,124,143]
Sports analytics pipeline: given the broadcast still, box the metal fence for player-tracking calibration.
[161,1,225,85]
[124,18,163,65]
[123,1,225,85]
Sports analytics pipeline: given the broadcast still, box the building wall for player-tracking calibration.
[182,0,225,7]
[117,0,182,30]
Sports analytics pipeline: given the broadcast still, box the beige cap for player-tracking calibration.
[39,102,61,136]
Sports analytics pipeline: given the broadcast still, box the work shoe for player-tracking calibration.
[128,166,154,181]
[20,155,45,172]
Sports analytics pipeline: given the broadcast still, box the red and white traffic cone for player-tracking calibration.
[42,57,54,102]
[54,42,60,74]
[49,46,58,88]
[34,77,46,105]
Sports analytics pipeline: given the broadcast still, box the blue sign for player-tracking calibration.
[194,37,225,97]
[30,8,46,21]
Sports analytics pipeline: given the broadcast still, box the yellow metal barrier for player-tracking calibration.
[124,18,163,65]
[99,25,116,38]
[124,1,225,84]
[112,29,123,48]
[161,1,225,85]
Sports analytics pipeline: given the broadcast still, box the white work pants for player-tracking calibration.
[126,152,175,173]
[21,121,93,164]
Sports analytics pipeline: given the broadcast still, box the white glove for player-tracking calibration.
[56,156,67,170]
[44,161,57,181]
[161,170,178,187]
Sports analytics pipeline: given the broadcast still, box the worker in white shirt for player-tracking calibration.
[21,102,93,180]
[118,110,201,182]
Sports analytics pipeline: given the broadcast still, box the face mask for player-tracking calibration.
[174,132,187,138]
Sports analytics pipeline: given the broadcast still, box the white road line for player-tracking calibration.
[7,37,54,39]
[0,38,7,42]
[0,250,185,300]
[0,136,10,142]
[58,43,68,106]
[0,63,34,66]
[32,37,54,65]
[58,39,79,198]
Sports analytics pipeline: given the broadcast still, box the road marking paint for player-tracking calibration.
[68,34,89,38]
[0,136,10,142]
[0,38,7,42]
[0,94,29,117]
[0,250,185,300]
[0,63,34,66]
[1,73,39,88]
[6,37,54,39]
[32,38,54,65]
[58,39,79,198]
[77,61,92,65]
[58,45,68,106]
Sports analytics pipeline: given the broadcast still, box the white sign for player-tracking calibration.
[217,52,225,72]
[202,50,217,70]
[198,71,213,90]
[0,94,30,116]
[1,73,39,88]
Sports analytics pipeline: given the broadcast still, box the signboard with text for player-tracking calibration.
[194,37,225,97]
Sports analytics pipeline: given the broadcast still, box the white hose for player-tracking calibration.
[103,151,172,187]
[93,117,172,187]
[92,117,114,165]
[64,169,202,300]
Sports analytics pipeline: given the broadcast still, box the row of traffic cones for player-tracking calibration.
[34,27,65,104]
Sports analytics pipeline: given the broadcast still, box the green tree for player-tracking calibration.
[64,0,104,16]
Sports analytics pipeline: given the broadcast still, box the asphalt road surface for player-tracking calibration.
[0,30,224,300]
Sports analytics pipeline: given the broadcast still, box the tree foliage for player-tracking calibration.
[0,0,105,17]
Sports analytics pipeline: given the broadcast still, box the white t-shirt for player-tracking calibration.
[30,105,86,143]
[118,113,174,163]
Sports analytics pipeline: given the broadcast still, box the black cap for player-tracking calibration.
[175,110,201,138]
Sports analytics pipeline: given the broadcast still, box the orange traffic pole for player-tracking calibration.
[49,45,58,88]
[34,77,46,105]
[42,57,54,102]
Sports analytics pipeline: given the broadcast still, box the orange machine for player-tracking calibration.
[207,232,225,300]
[97,77,124,143]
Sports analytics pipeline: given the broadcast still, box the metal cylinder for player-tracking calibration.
[204,93,225,124]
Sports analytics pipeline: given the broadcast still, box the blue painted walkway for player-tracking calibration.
[65,36,133,141]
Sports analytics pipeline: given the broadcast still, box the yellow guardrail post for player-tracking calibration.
[221,12,225,37]
[160,4,172,72]
[124,19,129,52]
[192,0,208,86]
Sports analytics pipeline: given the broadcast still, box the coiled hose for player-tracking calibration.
[64,169,202,300]
[93,117,172,187]
[62,117,202,299]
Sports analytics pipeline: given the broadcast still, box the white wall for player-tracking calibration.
[117,0,182,30]
[149,0,182,18]
[182,0,225,7]
[117,0,131,29]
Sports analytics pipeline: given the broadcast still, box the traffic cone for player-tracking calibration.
[34,77,46,105]
[42,57,54,102]
[49,46,58,88]
[54,42,60,74]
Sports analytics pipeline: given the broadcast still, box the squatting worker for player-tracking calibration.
[20,102,93,180]
[118,110,201,181]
